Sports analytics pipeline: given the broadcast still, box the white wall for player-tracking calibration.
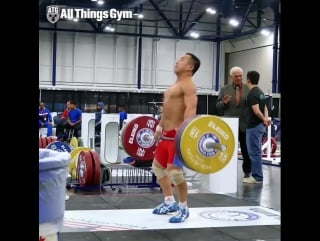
[39,30,218,94]
[39,29,280,97]
[224,31,280,95]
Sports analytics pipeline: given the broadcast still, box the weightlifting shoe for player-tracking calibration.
[169,206,189,223]
[152,202,179,215]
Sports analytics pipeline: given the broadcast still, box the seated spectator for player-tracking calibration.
[55,100,71,137]
[39,102,53,136]
[62,100,82,139]
[118,105,127,130]
[95,101,107,135]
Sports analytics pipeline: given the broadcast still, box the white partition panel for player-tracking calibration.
[81,113,96,148]
[100,114,120,165]
[200,117,239,194]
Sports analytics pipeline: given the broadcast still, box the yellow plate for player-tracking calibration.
[177,115,235,174]
[69,137,79,149]
[69,147,91,178]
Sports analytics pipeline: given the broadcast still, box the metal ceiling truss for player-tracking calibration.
[39,0,279,41]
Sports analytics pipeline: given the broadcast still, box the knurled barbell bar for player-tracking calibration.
[121,115,236,174]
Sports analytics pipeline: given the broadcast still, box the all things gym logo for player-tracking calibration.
[46,5,133,24]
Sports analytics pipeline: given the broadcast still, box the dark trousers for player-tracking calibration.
[239,130,251,177]
[55,118,68,137]
[63,122,81,138]
[95,123,101,135]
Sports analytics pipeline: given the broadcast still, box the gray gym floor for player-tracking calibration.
[60,160,281,241]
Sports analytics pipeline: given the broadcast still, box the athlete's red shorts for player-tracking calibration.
[154,129,177,168]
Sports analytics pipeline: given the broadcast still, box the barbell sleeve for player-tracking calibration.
[206,142,227,152]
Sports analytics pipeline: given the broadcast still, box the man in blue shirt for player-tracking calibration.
[63,100,82,138]
[39,102,53,136]
[118,105,127,130]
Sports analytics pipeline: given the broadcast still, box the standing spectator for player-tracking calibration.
[244,70,271,184]
[39,102,53,137]
[95,101,107,135]
[63,100,82,138]
[118,105,127,130]
[216,66,251,180]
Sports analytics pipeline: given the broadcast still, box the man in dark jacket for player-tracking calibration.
[216,66,251,180]
[95,101,107,135]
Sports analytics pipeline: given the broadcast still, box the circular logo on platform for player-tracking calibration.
[200,210,259,221]
[136,128,155,148]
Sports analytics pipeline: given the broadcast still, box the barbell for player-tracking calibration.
[39,136,80,150]
[39,136,86,179]
[40,115,236,184]
[121,115,236,174]
[41,135,111,187]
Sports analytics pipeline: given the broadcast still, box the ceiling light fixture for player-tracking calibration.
[229,18,239,27]
[133,8,144,19]
[206,7,217,15]
[97,0,104,5]
[261,29,271,36]
[105,25,115,32]
[190,32,199,38]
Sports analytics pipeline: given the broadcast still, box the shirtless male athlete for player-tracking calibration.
[152,53,201,223]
